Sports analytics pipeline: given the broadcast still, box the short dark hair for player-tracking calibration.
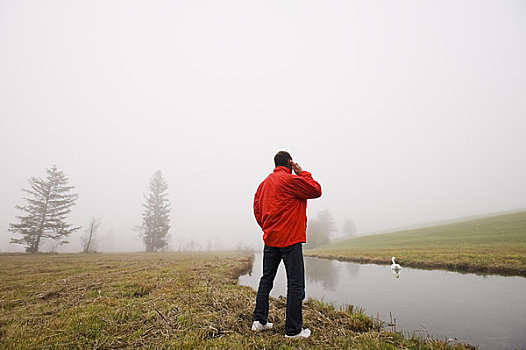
[274,151,292,167]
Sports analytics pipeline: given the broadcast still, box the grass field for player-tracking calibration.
[0,252,473,349]
[306,211,526,276]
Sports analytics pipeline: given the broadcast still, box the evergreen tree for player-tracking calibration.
[305,210,336,249]
[305,219,329,249]
[342,217,357,237]
[9,165,80,253]
[317,209,337,236]
[141,170,171,252]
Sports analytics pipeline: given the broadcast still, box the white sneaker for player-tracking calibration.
[251,321,274,332]
[285,328,311,339]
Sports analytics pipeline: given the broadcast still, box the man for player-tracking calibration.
[251,151,322,339]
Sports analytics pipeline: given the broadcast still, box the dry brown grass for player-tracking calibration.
[0,252,474,349]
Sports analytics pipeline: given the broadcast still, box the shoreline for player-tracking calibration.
[304,252,526,277]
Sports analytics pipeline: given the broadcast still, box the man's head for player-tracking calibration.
[274,151,292,170]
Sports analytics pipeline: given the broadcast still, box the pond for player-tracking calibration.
[238,254,526,350]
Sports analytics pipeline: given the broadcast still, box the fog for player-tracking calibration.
[1,0,525,252]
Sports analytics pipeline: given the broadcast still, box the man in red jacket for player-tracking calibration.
[251,151,322,339]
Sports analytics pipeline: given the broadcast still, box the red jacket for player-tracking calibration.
[253,166,322,247]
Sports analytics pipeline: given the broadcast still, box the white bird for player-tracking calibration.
[391,257,401,271]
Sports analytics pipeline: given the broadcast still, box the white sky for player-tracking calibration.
[1,0,525,252]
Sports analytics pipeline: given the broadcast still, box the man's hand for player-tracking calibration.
[290,160,303,175]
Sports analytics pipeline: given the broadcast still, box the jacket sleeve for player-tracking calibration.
[253,186,263,227]
[287,171,322,200]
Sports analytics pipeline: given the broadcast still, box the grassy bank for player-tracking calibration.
[0,252,473,349]
[307,211,526,276]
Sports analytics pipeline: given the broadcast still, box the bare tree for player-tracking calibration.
[183,239,200,252]
[9,165,80,253]
[175,236,185,252]
[81,217,102,253]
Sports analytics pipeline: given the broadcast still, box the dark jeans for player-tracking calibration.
[253,242,305,336]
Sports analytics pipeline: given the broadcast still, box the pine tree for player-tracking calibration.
[141,170,171,252]
[9,165,80,253]
[305,219,330,249]
[317,209,337,236]
[342,218,357,237]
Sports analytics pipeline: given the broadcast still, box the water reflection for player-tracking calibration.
[304,258,342,291]
[239,254,526,350]
[391,269,400,279]
[346,262,361,279]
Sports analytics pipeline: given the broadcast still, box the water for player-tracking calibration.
[239,254,526,349]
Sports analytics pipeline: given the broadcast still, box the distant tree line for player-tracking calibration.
[9,165,173,253]
[305,210,357,249]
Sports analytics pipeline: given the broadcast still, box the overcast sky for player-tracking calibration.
[1,0,525,252]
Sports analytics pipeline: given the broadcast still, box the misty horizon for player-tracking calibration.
[1,0,525,253]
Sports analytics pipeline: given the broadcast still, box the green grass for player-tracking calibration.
[0,252,473,349]
[307,211,526,276]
